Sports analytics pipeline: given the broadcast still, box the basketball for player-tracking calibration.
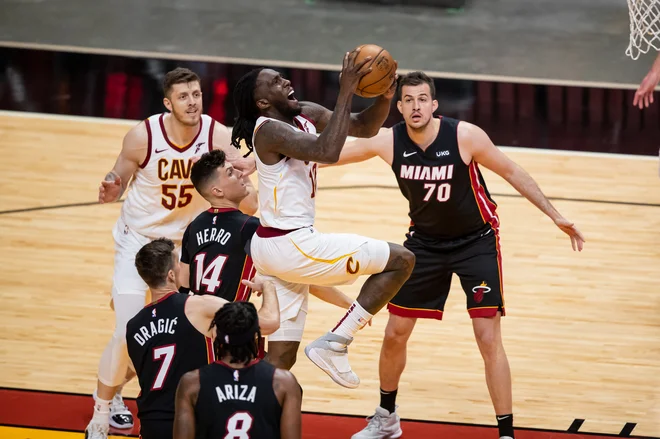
[353,44,396,98]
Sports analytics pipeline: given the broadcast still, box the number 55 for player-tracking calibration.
[161,184,195,210]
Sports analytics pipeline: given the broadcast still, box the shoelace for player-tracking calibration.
[112,396,129,412]
[365,413,384,431]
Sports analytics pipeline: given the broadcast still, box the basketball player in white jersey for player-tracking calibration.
[230,49,415,388]
[85,68,257,439]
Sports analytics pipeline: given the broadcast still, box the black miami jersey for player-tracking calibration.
[181,208,259,301]
[194,360,282,439]
[391,117,499,240]
[126,292,213,421]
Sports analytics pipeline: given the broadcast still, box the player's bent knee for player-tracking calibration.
[267,341,299,370]
[384,316,415,343]
[385,243,415,274]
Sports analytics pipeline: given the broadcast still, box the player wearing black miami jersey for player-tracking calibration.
[179,149,259,302]
[174,301,302,439]
[125,238,280,439]
[329,72,585,439]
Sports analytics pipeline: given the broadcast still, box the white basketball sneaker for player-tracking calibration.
[304,332,359,388]
[351,406,402,439]
[84,420,109,439]
[109,393,134,429]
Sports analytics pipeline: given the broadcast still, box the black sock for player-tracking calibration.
[379,388,397,414]
[496,414,514,438]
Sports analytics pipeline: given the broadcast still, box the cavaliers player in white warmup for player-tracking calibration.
[86,68,257,439]
[230,49,415,387]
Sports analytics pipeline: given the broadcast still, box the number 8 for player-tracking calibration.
[225,411,254,439]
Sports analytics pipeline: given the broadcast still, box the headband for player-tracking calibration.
[217,319,259,346]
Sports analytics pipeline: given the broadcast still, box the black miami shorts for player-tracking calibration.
[388,225,505,320]
[139,419,173,439]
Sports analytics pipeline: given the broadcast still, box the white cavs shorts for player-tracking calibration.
[250,226,390,342]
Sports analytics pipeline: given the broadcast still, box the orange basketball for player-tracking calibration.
[353,44,396,98]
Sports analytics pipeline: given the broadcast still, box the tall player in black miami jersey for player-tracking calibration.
[328,72,585,439]
[179,149,259,301]
[125,238,280,439]
[174,301,302,439]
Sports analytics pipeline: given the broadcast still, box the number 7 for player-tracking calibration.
[423,183,435,201]
[152,344,176,390]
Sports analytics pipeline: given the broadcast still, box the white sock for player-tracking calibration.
[91,397,111,424]
[331,301,373,340]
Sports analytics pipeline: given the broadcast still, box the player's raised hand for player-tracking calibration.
[554,217,585,252]
[232,156,257,176]
[339,48,373,94]
[382,67,399,100]
[633,68,659,109]
[99,173,122,204]
[241,275,274,297]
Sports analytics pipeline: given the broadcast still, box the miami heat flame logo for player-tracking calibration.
[472,281,491,304]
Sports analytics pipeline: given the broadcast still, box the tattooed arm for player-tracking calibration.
[253,50,373,165]
[300,69,396,139]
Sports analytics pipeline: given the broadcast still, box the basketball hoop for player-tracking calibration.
[626,0,660,60]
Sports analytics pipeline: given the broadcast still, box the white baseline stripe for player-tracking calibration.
[0,110,139,126]
[0,40,656,91]
[0,110,657,161]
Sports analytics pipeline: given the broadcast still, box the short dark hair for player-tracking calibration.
[190,149,227,196]
[135,238,176,288]
[163,67,201,98]
[211,302,260,365]
[396,71,436,101]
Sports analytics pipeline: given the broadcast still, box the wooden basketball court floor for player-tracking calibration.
[0,111,658,438]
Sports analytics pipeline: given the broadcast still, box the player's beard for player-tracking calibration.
[172,106,201,127]
[275,100,302,120]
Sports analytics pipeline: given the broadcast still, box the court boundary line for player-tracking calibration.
[1,110,657,161]
[0,387,655,439]
[0,40,655,91]
[0,187,658,217]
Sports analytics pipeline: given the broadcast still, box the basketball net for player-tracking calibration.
[626,0,660,59]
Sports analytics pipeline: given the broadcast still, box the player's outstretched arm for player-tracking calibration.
[185,294,229,337]
[99,121,147,203]
[459,122,585,251]
[173,369,200,439]
[274,369,302,439]
[301,68,397,139]
[242,276,280,335]
[320,127,394,168]
[254,50,372,164]
[309,285,353,309]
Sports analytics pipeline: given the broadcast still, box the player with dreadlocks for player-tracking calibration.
[174,300,302,439]
[229,50,415,390]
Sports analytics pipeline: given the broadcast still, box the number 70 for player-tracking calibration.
[423,183,451,202]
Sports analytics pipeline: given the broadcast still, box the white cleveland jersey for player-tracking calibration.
[121,113,215,241]
[253,115,317,230]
